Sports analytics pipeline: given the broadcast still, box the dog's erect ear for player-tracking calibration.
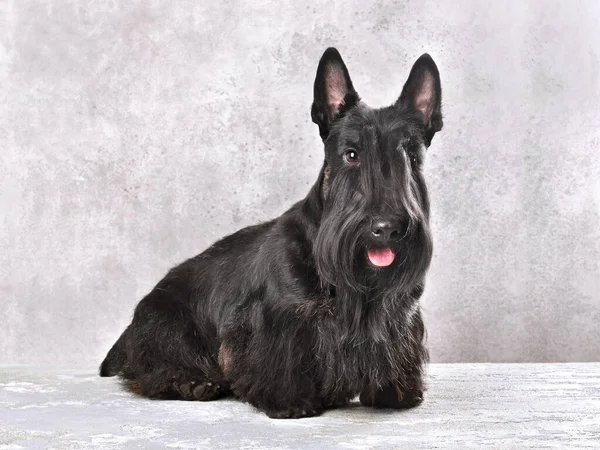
[311,48,360,141]
[396,54,443,146]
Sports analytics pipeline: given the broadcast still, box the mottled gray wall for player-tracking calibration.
[1,0,599,366]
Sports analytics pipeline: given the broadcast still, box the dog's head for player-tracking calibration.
[310,48,442,295]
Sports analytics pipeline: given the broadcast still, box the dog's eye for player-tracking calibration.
[344,149,359,165]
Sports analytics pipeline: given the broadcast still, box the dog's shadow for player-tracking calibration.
[323,399,419,420]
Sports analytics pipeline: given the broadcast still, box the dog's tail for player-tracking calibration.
[99,326,130,377]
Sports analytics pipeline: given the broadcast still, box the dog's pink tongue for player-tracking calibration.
[367,247,395,267]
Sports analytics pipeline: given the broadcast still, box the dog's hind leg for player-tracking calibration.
[121,289,229,401]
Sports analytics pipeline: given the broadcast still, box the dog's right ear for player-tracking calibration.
[311,48,360,141]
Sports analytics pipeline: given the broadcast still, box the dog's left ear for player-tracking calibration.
[311,48,360,141]
[396,54,443,146]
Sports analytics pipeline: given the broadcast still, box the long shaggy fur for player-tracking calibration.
[100,47,443,419]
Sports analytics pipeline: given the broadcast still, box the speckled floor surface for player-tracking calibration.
[1,364,599,449]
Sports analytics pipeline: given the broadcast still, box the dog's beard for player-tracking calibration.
[313,187,366,293]
[313,176,433,298]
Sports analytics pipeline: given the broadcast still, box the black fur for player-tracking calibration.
[100,47,443,419]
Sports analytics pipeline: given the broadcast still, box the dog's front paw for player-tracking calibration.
[265,404,322,419]
[360,384,423,409]
[395,389,423,409]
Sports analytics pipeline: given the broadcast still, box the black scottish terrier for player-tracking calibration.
[100,47,443,419]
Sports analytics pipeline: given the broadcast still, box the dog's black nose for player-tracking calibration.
[370,220,401,241]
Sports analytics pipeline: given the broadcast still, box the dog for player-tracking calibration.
[100,47,443,419]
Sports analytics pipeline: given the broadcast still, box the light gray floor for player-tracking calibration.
[1,364,599,449]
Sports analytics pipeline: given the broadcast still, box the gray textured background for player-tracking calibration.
[1,0,599,366]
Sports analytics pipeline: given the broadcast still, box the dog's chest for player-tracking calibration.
[311,303,414,393]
